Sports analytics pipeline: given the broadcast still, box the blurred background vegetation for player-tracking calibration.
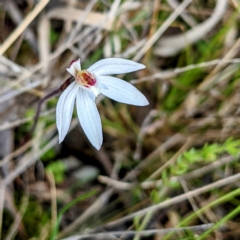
[0,0,240,239]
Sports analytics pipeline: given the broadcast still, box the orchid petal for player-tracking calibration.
[98,82,108,90]
[98,76,149,106]
[66,59,81,76]
[87,58,145,76]
[79,85,96,101]
[76,88,103,150]
[56,82,79,143]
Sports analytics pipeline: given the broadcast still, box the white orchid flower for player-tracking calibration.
[56,58,149,150]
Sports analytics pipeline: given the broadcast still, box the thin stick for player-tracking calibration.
[130,58,240,84]
[29,88,61,136]
[0,0,50,55]
[61,224,214,240]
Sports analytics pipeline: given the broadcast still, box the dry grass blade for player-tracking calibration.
[0,0,50,55]
[47,7,113,31]
[4,194,28,240]
[133,0,193,61]
[103,172,240,228]
[99,153,240,190]
[38,12,50,88]
[130,58,240,84]
[155,0,228,56]
[6,0,37,52]
[62,224,214,240]
[147,135,195,181]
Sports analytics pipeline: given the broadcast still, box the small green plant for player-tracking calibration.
[170,138,240,177]
[46,160,66,183]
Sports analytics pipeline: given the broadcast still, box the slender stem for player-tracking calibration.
[30,76,75,137]
[29,88,61,136]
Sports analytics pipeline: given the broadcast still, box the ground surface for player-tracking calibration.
[1,0,240,239]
